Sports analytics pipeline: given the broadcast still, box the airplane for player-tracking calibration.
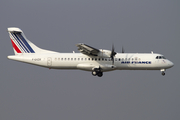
[7,27,174,77]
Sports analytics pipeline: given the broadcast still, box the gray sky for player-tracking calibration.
[0,0,179,120]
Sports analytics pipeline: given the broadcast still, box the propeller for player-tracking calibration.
[110,44,116,65]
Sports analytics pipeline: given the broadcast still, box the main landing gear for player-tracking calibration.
[92,68,103,77]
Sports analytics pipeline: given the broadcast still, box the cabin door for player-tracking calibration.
[47,57,52,66]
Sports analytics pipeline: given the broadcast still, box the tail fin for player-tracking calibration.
[8,27,56,55]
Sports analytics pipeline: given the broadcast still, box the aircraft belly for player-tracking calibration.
[51,61,77,69]
[117,63,156,70]
[77,64,95,71]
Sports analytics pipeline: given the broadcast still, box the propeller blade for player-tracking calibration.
[111,44,116,65]
[112,56,114,65]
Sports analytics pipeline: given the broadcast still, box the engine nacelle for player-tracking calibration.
[97,49,111,58]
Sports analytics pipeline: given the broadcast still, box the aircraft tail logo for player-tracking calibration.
[8,27,57,55]
[8,28,35,54]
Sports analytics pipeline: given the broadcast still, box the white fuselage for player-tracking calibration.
[8,52,174,72]
[7,27,174,77]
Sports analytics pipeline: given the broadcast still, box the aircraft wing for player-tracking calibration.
[76,43,100,56]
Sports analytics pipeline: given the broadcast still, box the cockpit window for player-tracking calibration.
[162,56,166,59]
[156,56,166,59]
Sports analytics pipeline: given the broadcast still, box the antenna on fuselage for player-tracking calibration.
[122,46,125,53]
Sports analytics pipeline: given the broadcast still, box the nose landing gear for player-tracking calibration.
[161,71,165,76]
[160,69,166,76]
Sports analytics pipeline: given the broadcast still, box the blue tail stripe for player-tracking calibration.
[15,33,31,53]
[14,33,30,53]
[11,33,28,53]
[16,33,35,53]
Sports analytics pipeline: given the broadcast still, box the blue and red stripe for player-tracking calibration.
[12,33,28,53]
[10,33,35,53]
[11,39,22,53]
[16,33,35,53]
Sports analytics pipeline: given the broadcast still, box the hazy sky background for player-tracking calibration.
[0,0,179,120]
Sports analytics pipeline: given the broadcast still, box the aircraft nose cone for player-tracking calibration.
[169,61,174,68]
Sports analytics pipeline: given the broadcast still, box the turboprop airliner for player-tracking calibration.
[7,27,174,77]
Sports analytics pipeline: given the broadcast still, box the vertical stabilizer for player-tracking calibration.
[8,27,56,55]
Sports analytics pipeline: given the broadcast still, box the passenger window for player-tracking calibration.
[92,58,94,61]
[74,58,76,60]
[88,58,90,60]
[119,58,121,61]
[156,56,158,59]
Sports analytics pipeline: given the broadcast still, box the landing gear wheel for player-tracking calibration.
[97,72,103,77]
[162,72,165,76]
[92,67,103,77]
[92,71,97,76]
[91,71,103,77]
